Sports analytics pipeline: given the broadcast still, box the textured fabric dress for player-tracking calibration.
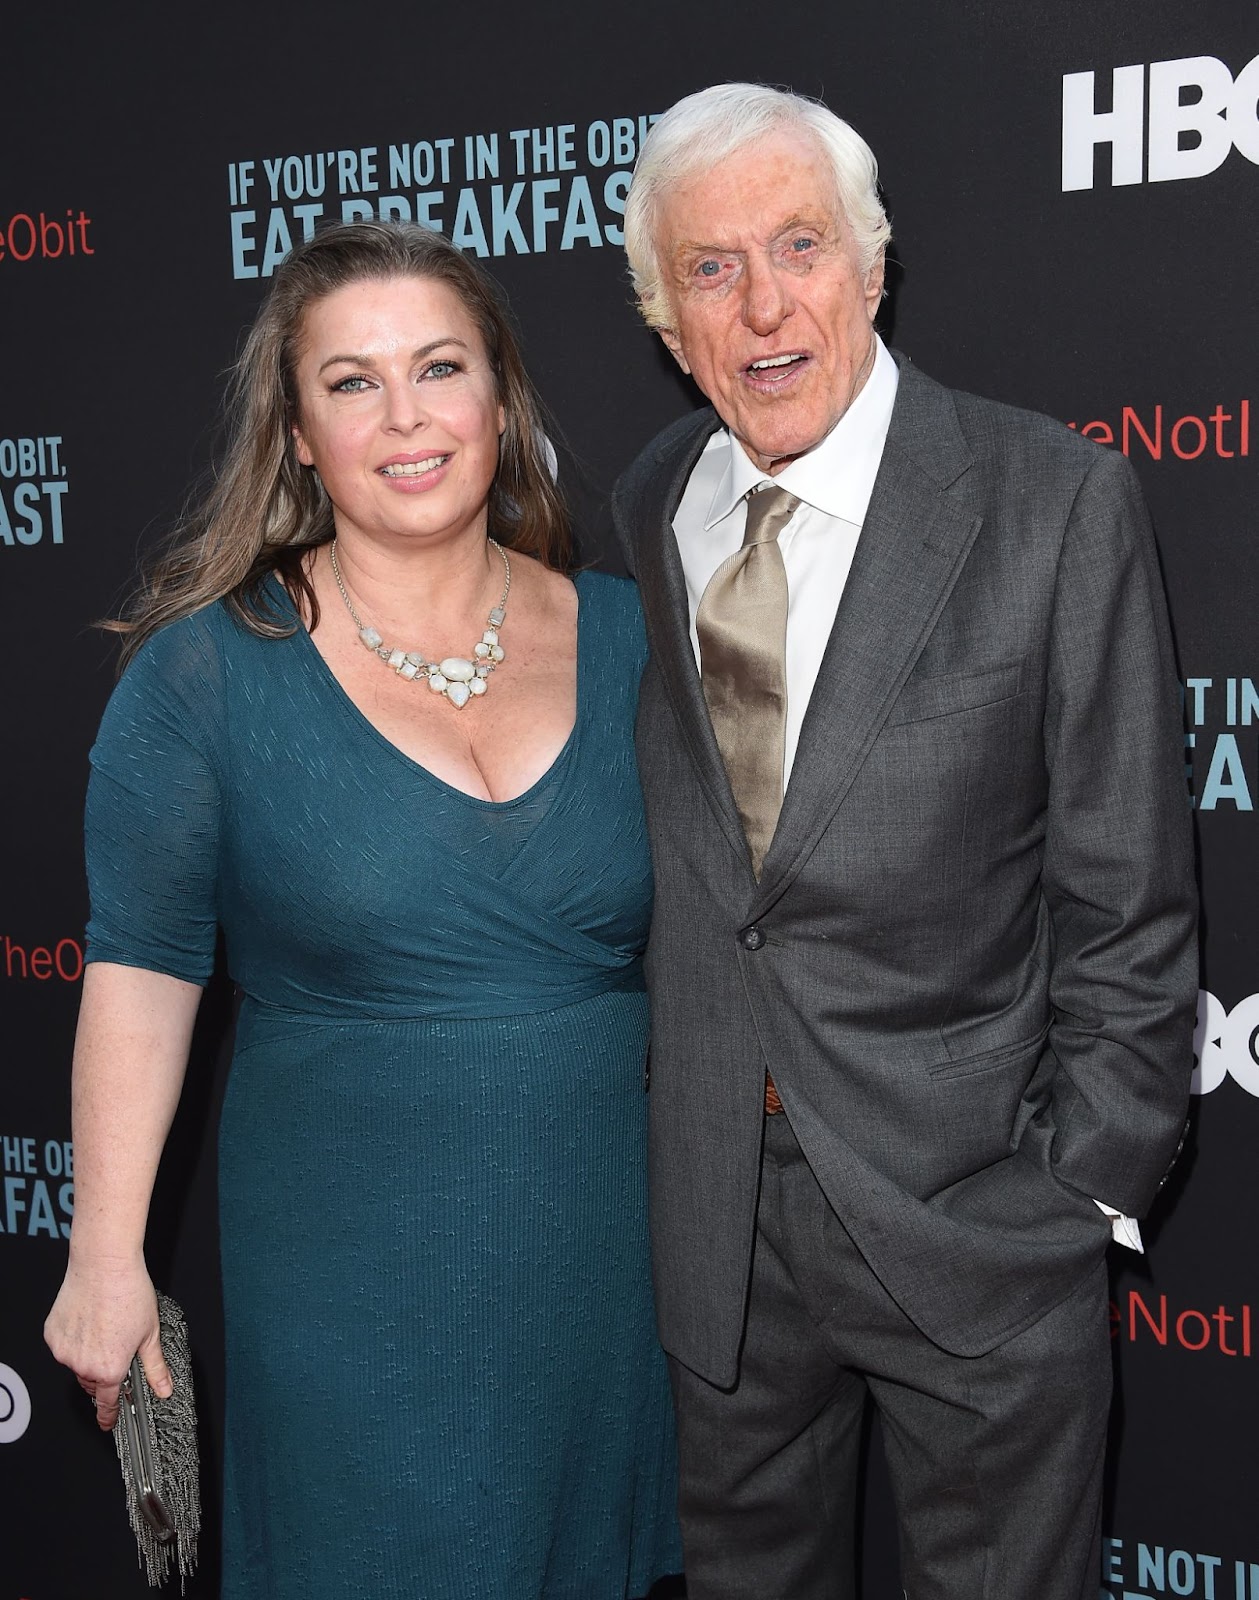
[84,569,681,1599]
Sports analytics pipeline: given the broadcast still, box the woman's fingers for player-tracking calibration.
[44,1265,167,1429]
[75,1371,126,1431]
[93,1378,123,1432]
[136,1324,173,1400]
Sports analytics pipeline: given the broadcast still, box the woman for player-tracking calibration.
[45,221,681,1599]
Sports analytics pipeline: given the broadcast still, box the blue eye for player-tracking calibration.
[697,260,721,277]
[426,359,459,378]
[331,375,371,392]
[790,237,814,252]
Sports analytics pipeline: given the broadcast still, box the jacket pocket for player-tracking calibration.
[926,1025,1049,1081]
[887,661,1022,726]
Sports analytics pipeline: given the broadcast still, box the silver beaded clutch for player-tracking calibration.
[113,1293,200,1588]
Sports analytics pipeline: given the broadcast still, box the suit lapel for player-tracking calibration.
[627,412,751,863]
[752,360,984,914]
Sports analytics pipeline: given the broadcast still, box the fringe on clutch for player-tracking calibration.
[112,1293,200,1589]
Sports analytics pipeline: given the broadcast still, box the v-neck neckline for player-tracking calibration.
[278,569,585,809]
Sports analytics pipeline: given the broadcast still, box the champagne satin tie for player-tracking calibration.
[696,484,800,879]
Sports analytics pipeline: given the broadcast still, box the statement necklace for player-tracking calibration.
[329,538,510,710]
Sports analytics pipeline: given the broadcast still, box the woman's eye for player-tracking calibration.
[425,359,459,378]
[331,375,372,393]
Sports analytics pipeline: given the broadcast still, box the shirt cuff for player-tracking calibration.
[1095,1200,1143,1253]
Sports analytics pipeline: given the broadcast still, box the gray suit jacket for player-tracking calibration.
[613,355,1198,1387]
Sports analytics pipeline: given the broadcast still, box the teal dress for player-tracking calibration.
[84,570,681,1599]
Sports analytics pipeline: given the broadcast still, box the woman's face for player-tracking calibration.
[290,274,505,550]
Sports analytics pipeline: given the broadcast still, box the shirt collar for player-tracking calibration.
[702,335,900,530]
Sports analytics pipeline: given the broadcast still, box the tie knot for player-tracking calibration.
[742,485,800,549]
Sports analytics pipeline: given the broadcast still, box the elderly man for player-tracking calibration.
[613,83,1197,1599]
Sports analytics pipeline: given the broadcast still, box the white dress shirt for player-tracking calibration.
[669,334,1141,1252]
[673,336,898,781]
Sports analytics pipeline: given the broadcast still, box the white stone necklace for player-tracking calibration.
[329,538,510,710]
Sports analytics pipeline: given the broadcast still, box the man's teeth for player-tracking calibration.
[381,456,448,476]
[749,354,804,371]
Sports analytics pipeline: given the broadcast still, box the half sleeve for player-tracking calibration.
[84,609,228,984]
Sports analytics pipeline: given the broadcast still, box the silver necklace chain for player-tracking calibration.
[328,538,510,710]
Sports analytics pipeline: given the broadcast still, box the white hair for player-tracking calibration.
[624,83,892,331]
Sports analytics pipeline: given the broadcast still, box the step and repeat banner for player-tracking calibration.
[3,4,1254,1596]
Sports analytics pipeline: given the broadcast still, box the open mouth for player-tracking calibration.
[380,454,451,477]
[743,353,810,385]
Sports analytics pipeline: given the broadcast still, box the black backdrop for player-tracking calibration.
[3,5,1256,1597]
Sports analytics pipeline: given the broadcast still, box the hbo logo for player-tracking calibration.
[0,1363,31,1444]
[1193,990,1259,1096]
[1063,54,1259,190]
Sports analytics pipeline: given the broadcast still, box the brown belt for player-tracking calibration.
[764,1073,783,1116]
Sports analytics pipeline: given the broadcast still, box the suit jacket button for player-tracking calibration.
[741,925,766,951]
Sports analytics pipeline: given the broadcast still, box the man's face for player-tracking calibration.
[655,131,884,475]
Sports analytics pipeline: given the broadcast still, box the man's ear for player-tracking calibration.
[863,252,886,321]
[658,327,691,376]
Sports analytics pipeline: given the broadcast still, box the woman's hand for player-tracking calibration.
[44,962,201,1430]
[45,1253,173,1431]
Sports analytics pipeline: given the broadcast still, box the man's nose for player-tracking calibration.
[741,253,791,336]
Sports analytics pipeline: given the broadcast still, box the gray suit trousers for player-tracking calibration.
[669,1112,1112,1600]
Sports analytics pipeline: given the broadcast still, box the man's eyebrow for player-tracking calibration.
[672,214,833,258]
[770,212,833,236]
[672,239,742,258]
[317,337,470,375]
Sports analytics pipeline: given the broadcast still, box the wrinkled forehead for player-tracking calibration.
[653,129,848,253]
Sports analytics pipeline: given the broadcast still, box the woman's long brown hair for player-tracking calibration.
[111,220,572,669]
